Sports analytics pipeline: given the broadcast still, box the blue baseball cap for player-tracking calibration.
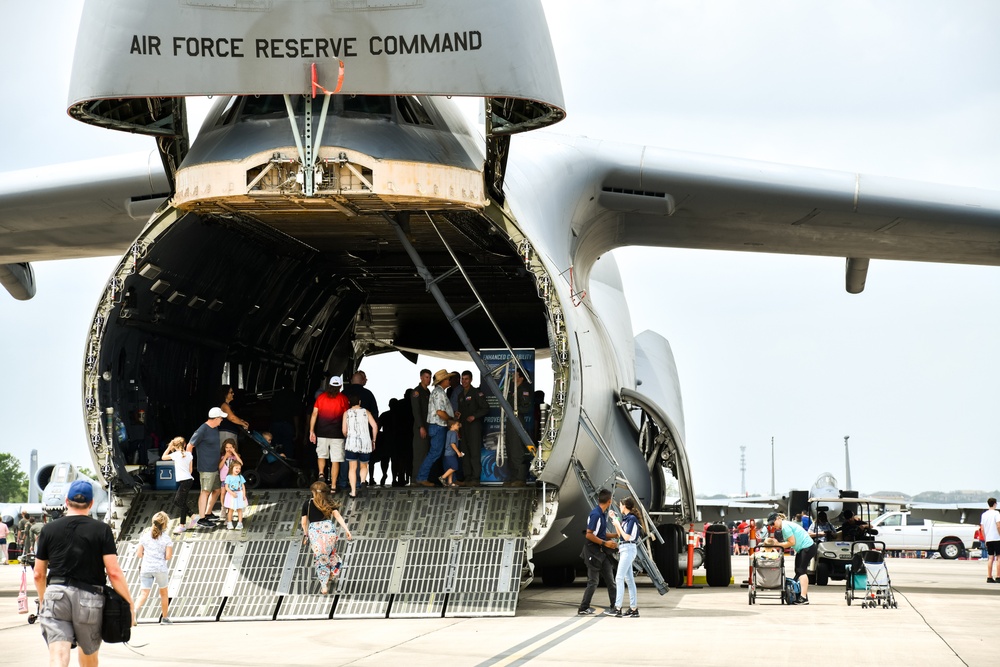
[67,480,94,503]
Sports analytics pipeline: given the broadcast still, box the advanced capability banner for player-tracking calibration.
[479,348,534,484]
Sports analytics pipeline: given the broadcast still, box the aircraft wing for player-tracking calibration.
[581,142,1000,289]
[0,151,169,299]
[0,151,170,265]
[905,502,988,525]
[663,497,779,524]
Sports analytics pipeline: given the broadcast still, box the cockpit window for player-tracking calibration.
[241,95,294,118]
[344,95,392,117]
[234,95,395,122]
[396,96,434,125]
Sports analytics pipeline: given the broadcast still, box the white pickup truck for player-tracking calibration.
[870,511,977,559]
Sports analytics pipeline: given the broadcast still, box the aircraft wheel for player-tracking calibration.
[653,524,684,589]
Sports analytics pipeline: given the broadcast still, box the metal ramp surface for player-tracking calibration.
[116,487,535,621]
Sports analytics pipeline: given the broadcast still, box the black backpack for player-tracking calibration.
[101,586,131,643]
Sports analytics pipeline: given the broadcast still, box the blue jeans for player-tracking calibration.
[615,542,638,610]
[416,424,447,482]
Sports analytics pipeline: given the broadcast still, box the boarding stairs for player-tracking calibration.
[573,408,669,595]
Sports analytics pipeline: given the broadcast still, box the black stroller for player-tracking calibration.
[240,428,311,489]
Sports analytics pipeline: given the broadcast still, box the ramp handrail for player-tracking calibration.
[574,409,668,595]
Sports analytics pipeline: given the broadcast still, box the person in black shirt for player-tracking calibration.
[33,480,132,667]
[840,510,872,541]
[300,481,352,595]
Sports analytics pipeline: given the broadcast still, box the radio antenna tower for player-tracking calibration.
[740,445,747,496]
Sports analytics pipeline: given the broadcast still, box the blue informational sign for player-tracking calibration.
[479,349,535,484]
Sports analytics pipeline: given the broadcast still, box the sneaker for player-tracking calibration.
[797,596,809,605]
[196,518,213,527]
[624,608,639,618]
[173,525,186,535]
[577,607,595,615]
[236,522,243,530]
[989,578,996,583]
[227,521,234,530]
[602,607,619,616]
[160,617,173,625]
[614,608,623,618]
[204,514,220,523]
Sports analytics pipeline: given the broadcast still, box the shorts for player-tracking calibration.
[316,437,345,462]
[345,450,371,463]
[199,471,221,492]
[443,452,459,472]
[140,571,169,590]
[987,541,1000,557]
[39,584,104,656]
[794,542,819,578]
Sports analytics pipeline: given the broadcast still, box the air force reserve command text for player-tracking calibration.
[129,31,483,58]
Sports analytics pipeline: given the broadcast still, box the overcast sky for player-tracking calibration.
[2,1,999,497]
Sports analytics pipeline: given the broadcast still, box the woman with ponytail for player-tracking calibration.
[134,511,174,623]
[301,481,352,594]
[609,496,645,617]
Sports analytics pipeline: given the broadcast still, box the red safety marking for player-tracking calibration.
[311,61,346,97]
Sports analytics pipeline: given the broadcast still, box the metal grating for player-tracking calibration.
[115,487,535,621]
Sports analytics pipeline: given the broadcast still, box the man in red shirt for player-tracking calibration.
[310,376,350,484]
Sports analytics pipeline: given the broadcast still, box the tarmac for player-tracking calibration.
[0,555,997,666]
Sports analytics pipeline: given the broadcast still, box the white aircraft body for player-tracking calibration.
[1,0,999,588]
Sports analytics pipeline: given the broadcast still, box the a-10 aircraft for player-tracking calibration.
[1,462,108,525]
[1,0,999,591]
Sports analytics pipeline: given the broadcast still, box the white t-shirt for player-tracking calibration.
[139,529,173,573]
[169,450,194,482]
[981,508,1000,542]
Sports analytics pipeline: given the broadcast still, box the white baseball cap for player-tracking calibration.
[329,376,344,387]
[208,407,228,419]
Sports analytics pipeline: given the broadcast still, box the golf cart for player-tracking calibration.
[807,496,879,586]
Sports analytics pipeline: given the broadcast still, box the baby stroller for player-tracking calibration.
[749,544,790,604]
[845,541,897,608]
[239,428,311,489]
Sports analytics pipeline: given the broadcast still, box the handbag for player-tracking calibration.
[101,586,132,643]
[17,568,29,614]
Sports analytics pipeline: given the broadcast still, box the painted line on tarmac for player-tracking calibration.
[476,613,602,666]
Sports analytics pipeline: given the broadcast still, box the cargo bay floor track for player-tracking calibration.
[115,487,538,621]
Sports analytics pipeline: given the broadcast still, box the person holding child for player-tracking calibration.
[609,496,646,617]
[223,463,248,530]
[342,393,378,498]
[301,481,352,594]
[134,511,174,624]
[438,421,464,487]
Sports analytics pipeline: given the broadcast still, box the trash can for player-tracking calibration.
[704,523,732,587]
